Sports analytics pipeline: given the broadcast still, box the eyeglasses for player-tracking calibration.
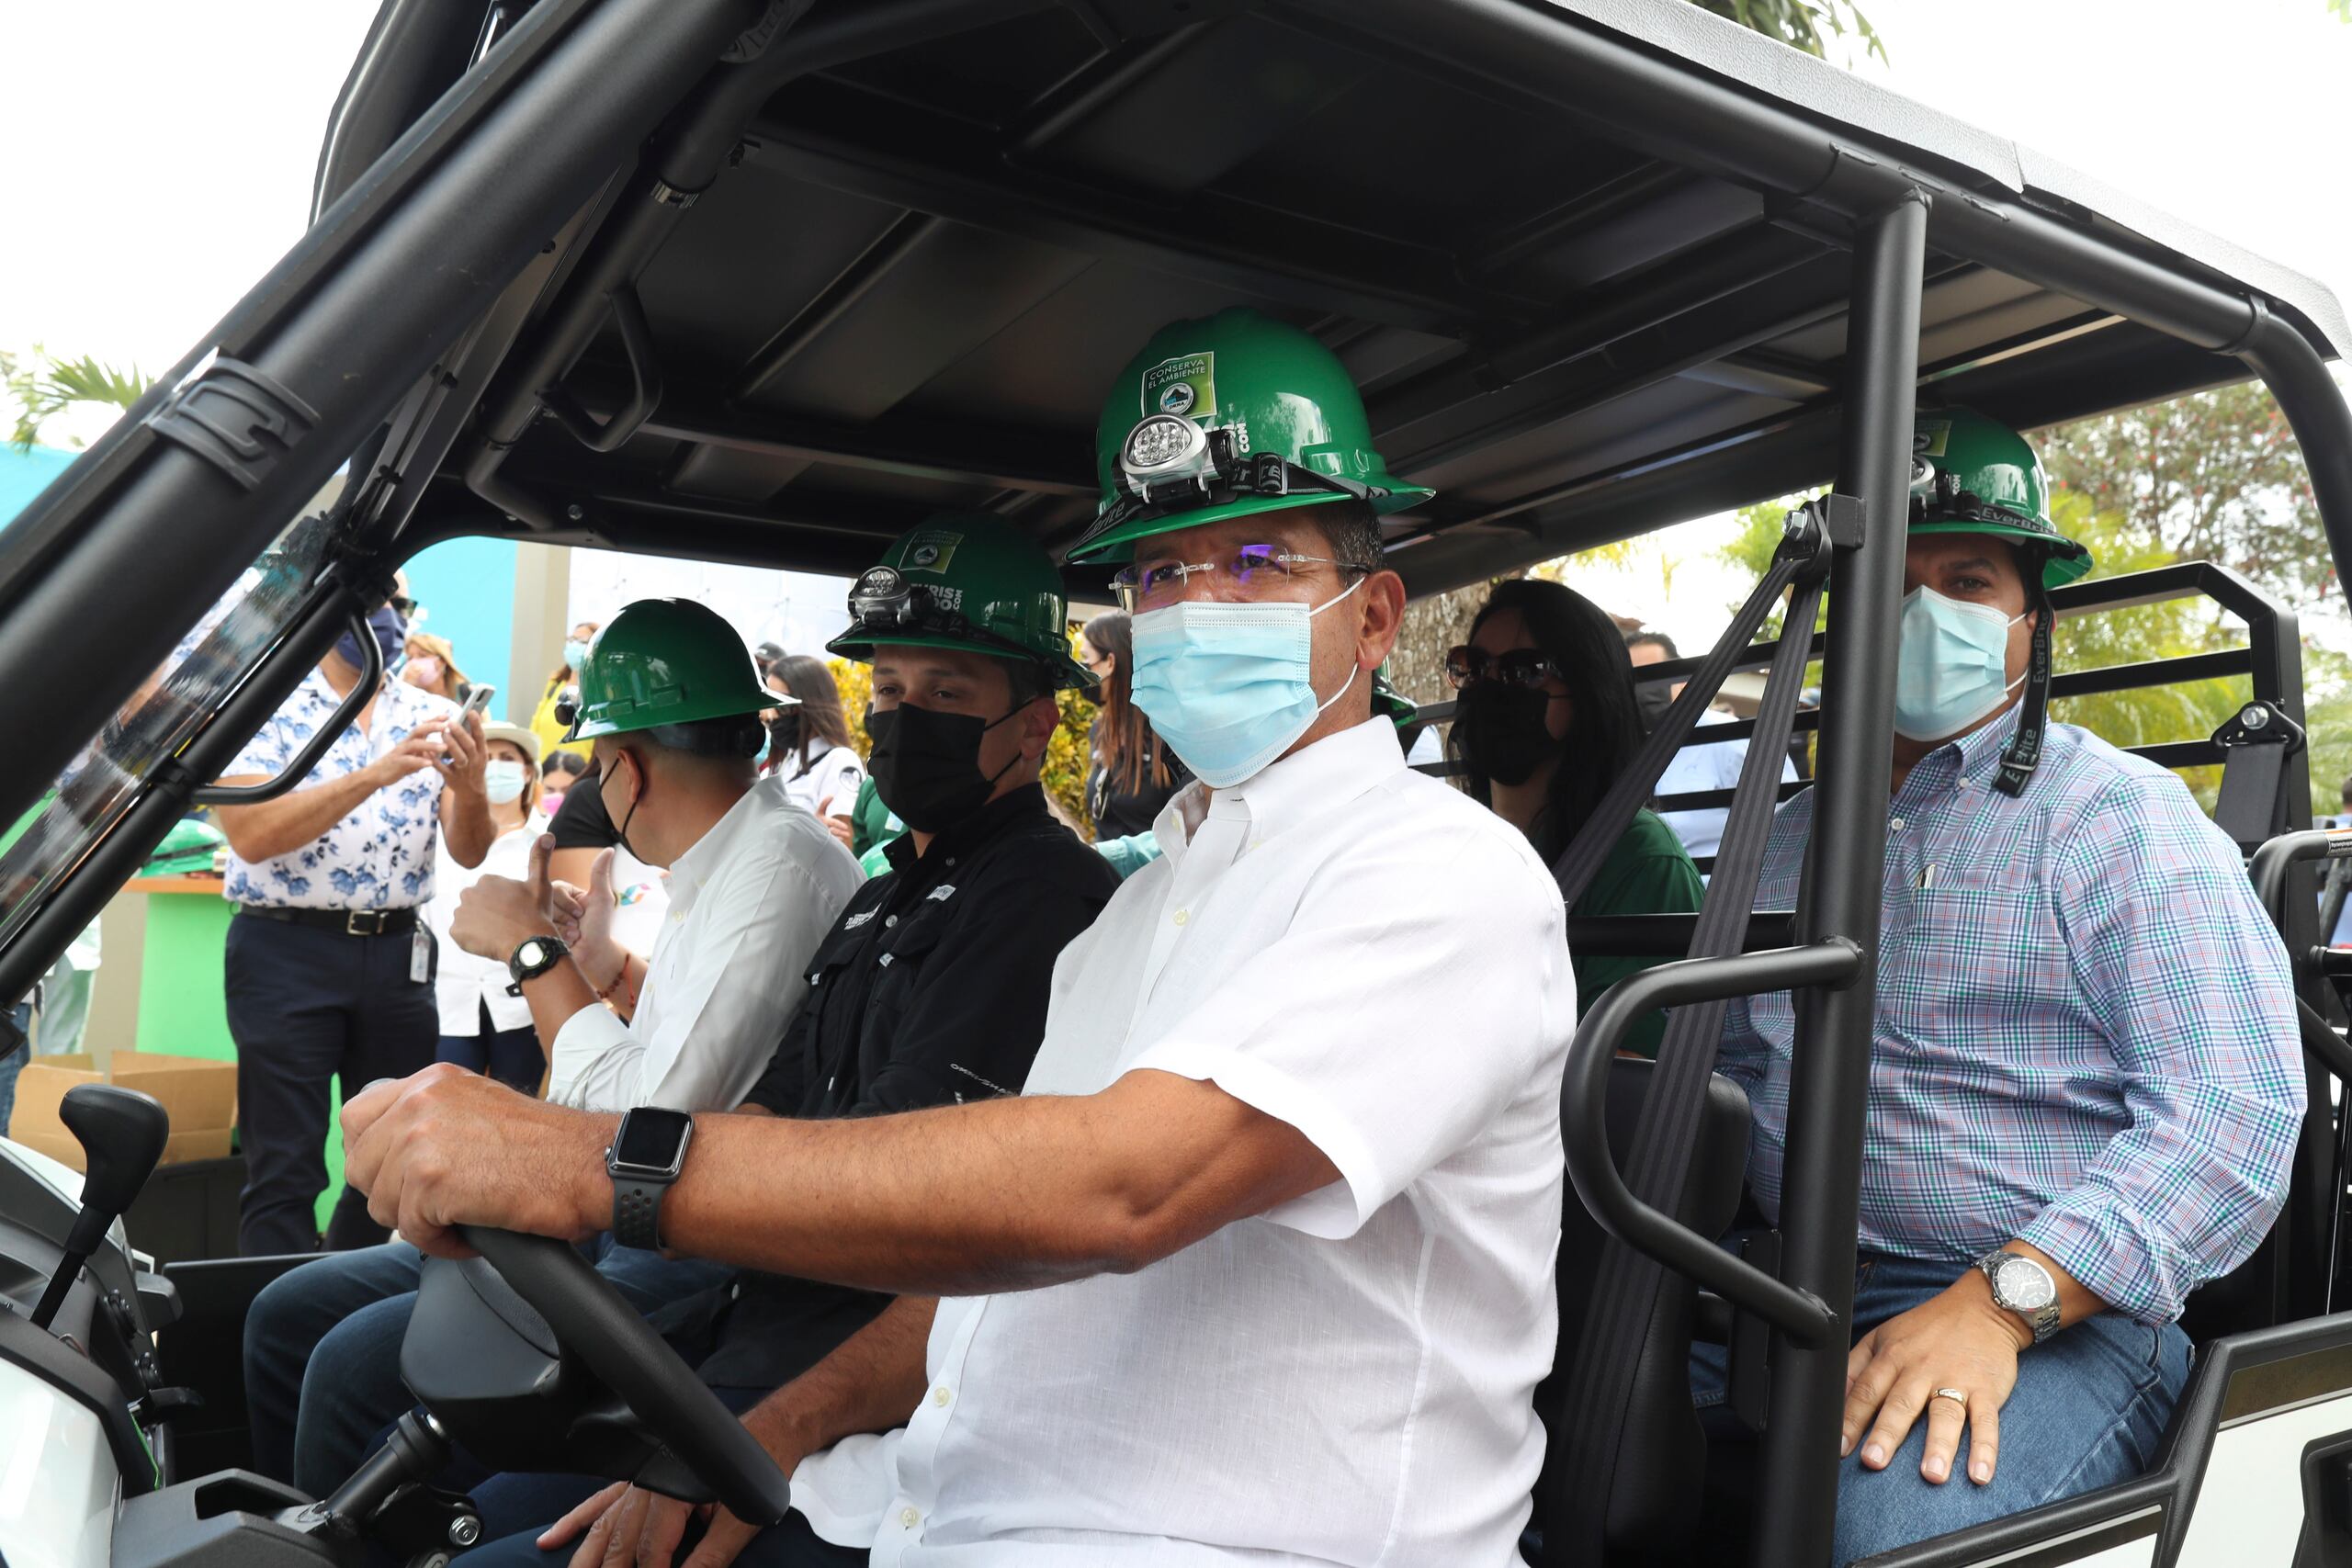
[1109,545,1367,613]
[1444,646,1565,691]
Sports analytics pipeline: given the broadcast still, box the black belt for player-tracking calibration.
[235,904,420,938]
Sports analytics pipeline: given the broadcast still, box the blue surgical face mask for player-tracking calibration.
[564,637,593,671]
[482,761,529,805]
[1129,577,1364,788]
[1894,586,2028,742]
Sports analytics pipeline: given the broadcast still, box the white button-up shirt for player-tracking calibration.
[791,717,1577,1565]
[548,776,862,1114]
[425,817,548,1035]
[1655,706,1799,863]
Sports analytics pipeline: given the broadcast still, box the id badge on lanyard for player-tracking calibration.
[411,925,432,985]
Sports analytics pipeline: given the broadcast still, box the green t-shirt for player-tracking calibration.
[1566,807,1707,1058]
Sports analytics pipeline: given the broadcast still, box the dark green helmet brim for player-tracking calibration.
[1908,517,2093,590]
[824,627,1096,691]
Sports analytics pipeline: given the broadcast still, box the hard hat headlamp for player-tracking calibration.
[842,565,1052,668]
[1099,414,1380,539]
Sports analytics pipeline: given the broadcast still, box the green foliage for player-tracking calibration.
[828,644,1096,839]
[5,345,153,453]
[2038,383,2329,605]
[1688,0,1886,62]
[2039,493,2245,807]
[1716,488,1831,640]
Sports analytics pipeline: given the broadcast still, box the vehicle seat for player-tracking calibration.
[1534,1055,1753,1566]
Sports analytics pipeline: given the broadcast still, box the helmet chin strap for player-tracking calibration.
[1995,593,2053,797]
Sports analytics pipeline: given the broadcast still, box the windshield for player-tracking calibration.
[0,478,350,951]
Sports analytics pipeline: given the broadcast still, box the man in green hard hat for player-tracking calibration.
[342,310,1577,1565]
[1703,407,2303,1561]
[245,597,865,1506]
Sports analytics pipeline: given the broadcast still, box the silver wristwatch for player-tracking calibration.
[1974,1249,2062,1344]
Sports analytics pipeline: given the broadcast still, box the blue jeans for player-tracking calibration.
[1691,1250,2191,1566]
[435,1025,545,1097]
[243,1235,729,1498]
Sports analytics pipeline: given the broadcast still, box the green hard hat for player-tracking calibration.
[562,599,775,741]
[1066,307,1433,564]
[827,513,1095,690]
[1909,407,2092,590]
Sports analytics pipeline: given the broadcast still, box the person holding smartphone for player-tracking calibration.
[208,594,495,1256]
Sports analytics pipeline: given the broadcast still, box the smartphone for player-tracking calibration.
[460,683,496,718]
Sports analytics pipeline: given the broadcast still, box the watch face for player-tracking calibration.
[1995,1256,2057,1311]
[612,1108,694,1176]
[516,939,548,968]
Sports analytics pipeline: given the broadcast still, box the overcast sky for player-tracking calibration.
[6,1,2348,641]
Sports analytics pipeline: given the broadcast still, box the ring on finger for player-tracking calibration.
[1931,1387,1968,1409]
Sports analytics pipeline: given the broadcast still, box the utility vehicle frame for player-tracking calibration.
[4,3,2352,1565]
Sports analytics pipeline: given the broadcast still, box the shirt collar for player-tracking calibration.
[668,775,771,907]
[1151,716,1405,863]
[1897,701,2026,805]
[880,784,1053,882]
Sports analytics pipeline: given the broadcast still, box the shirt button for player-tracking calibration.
[933,1385,952,1407]
[1889,818,1905,832]
[1172,909,1189,926]
[899,1506,920,1529]
[886,915,898,928]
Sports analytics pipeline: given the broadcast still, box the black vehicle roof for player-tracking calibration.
[393,0,2347,594]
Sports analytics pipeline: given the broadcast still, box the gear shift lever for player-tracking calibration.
[28,1084,169,1331]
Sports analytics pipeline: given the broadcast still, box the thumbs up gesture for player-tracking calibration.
[448,832,567,963]
[563,848,628,993]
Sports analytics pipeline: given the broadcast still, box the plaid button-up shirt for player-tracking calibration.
[1719,706,2305,1324]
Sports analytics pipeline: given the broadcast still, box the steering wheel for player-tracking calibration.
[458,1225,794,1526]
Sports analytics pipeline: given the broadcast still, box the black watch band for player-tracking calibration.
[612,1177,668,1251]
[507,934,570,990]
[605,1107,694,1251]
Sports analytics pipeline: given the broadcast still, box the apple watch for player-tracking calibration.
[606,1107,695,1251]
[1973,1248,2062,1344]
[506,934,570,992]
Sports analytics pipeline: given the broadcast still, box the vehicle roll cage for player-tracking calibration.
[0,6,2346,1567]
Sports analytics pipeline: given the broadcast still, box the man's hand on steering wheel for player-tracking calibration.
[341,1064,614,1255]
[541,1480,760,1568]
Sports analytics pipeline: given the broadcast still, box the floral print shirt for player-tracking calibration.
[221,670,460,910]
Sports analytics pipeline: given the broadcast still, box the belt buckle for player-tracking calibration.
[345,909,385,938]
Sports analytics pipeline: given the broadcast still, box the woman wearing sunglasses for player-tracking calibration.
[1447,578,1703,1055]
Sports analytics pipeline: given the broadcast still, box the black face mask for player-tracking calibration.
[866,702,1020,833]
[1634,682,1674,734]
[1453,683,1559,788]
[768,710,803,752]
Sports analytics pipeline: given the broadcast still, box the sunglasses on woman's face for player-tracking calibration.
[1444,646,1565,691]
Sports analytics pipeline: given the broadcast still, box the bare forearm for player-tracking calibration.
[654,1094,1140,1294]
[442,787,494,867]
[747,1296,938,1466]
[213,771,380,863]
[637,1071,1330,1296]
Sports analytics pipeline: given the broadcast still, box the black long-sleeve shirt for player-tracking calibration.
[653,783,1121,1391]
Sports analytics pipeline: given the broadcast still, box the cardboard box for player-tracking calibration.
[12,1052,237,1172]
